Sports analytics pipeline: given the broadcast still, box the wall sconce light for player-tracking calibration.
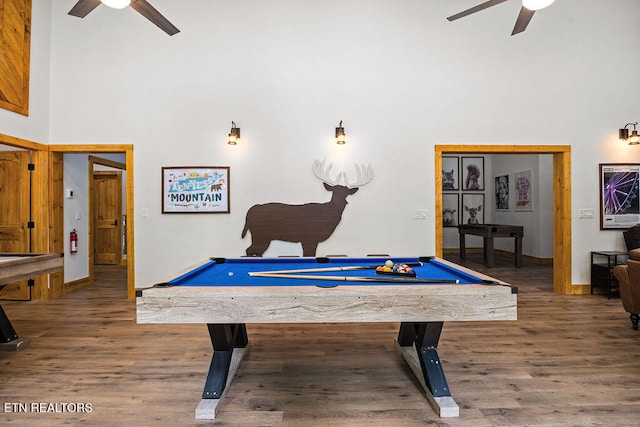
[335,121,346,145]
[228,121,240,145]
[619,122,640,145]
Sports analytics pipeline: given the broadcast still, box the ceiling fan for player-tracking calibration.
[68,0,180,36]
[447,0,555,36]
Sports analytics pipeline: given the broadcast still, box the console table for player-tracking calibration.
[458,224,524,268]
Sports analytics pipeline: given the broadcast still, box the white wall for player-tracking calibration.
[4,0,640,288]
[63,154,90,281]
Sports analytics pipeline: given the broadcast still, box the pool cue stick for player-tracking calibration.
[248,261,423,276]
[249,272,459,284]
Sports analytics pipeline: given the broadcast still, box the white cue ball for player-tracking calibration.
[384,260,394,268]
[228,272,234,277]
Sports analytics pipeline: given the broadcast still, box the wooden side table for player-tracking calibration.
[590,251,628,299]
[458,224,523,268]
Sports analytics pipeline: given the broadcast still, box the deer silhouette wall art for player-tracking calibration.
[241,159,374,257]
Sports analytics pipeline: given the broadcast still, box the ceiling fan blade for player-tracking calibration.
[447,0,510,21]
[130,0,180,36]
[511,6,535,35]
[68,0,102,18]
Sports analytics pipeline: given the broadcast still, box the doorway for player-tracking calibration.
[50,145,135,299]
[435,145,572,294]
[89,155,126,270]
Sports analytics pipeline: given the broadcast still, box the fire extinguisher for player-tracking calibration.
[70,229,78,254]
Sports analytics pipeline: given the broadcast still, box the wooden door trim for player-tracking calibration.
[435,145,572,294]
[89,155,125,170]
[50,144,135,299]
[0,133,47,150]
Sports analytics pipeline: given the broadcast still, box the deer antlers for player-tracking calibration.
[312,159,374,188]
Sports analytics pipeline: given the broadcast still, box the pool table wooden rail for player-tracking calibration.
[136,282,517,324]
[0,253,64,285]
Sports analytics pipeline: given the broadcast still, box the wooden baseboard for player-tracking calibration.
[570,284,592,295]
[522,254,554,265]
[443,248,553,265]
[64,276,92,292]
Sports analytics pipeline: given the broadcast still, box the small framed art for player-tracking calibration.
[442,193,459,227]
[495,175,509,210]
[462,193,484,225]
[461,157,484,191]
[162,166,230,213]
[442,156,460,191]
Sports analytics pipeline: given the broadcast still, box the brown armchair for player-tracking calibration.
[623,224,640,251]
[612,249,640,330]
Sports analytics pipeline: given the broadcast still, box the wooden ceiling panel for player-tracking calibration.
[0,0,31,116]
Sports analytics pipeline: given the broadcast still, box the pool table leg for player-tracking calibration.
[0,304,30,352]
[396,322,459,417]
[196,323,249,420]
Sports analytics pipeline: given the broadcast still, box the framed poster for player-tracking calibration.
[162,166,230,213]
[599,163,640,229]
[442,193,459,227]
[514,169,533,212]
[495,175,509,210]
[442,156,460,191]
[461,157,484,190]
[462,193,484,225]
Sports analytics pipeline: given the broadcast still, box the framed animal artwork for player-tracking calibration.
[461,157,484,191]
[462,193,484,225]
[162,166,230,213]
[442,156,460,191]
[442,193,459,227]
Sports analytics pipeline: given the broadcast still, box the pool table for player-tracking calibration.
[136,256,517,420]
[0,253,64,351]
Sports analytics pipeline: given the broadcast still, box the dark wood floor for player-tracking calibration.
[1,254,640,426]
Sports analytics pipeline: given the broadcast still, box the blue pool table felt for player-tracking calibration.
[164,257,487,287]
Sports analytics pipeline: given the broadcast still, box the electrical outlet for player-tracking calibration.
[578,208,593,218]
[414,209,428,220]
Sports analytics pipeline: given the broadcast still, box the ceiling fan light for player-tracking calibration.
[522,0,555,11]
[101,0,131,9]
